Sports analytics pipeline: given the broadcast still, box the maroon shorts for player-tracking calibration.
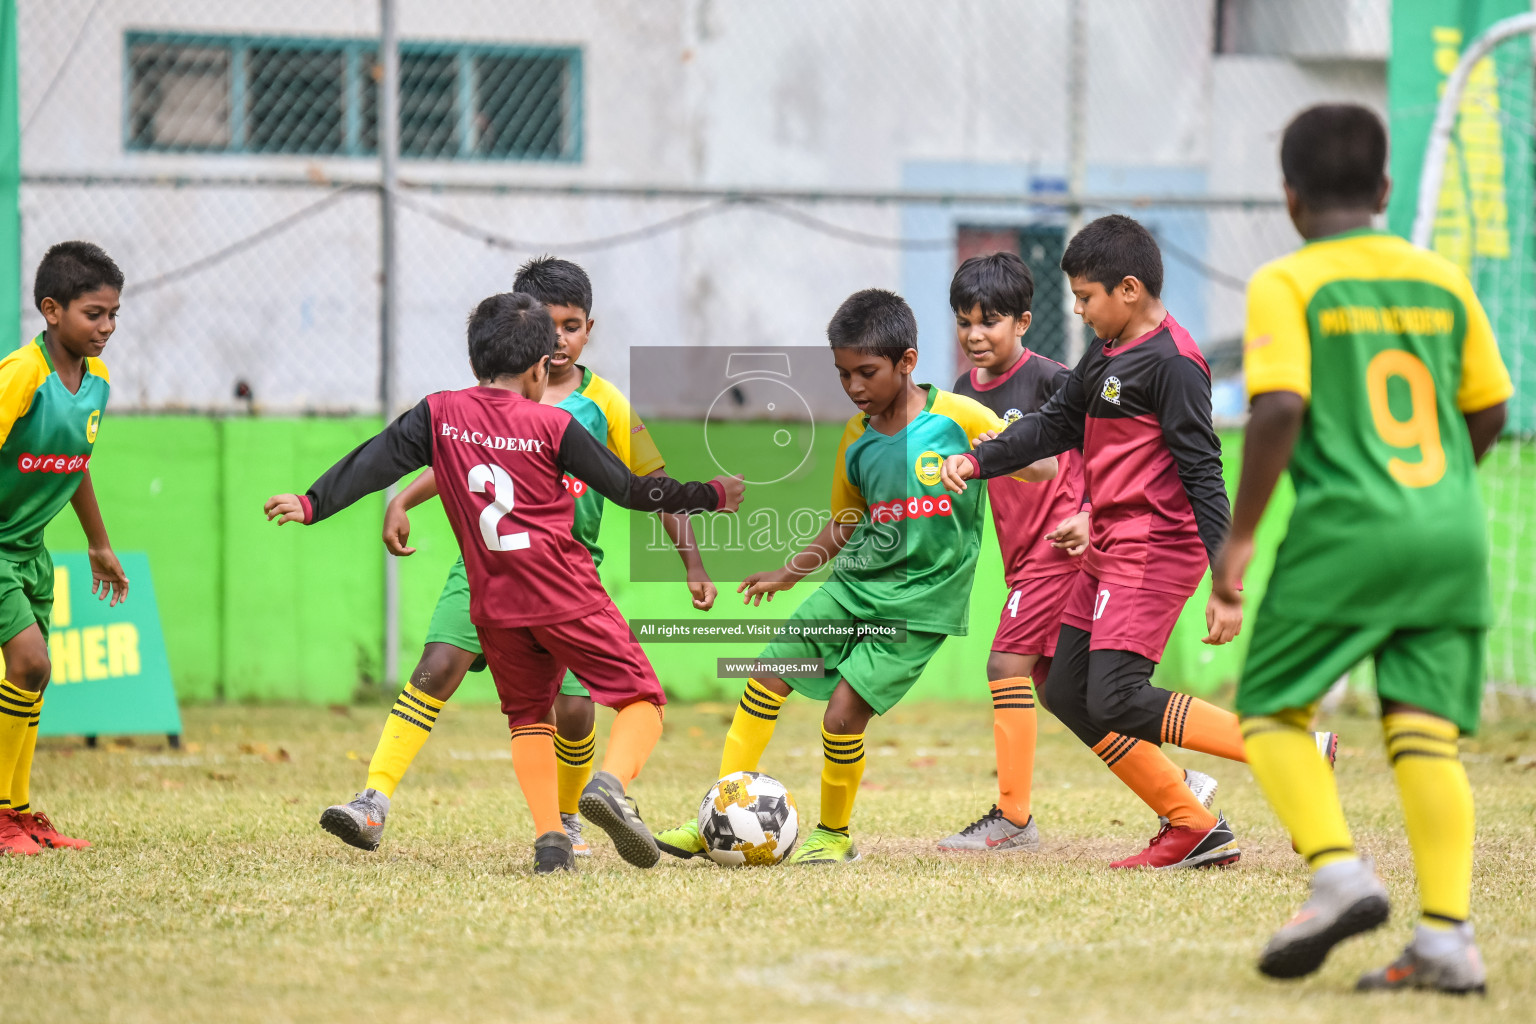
[993,572,1078,658]
[477,600,666,727]
[1061,570,1191,663]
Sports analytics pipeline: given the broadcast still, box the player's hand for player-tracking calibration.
[972,429,998,445]
[1210,534,1253,606]
[687,567,718,611]
[738,569,796,606]
[87,546,129,607]
[712,474,746,513]
[383,499,416,556]
[264,493,307,525]
[1203,591,1243,646]
[1048,510,1090,557]
[940,454,976,494]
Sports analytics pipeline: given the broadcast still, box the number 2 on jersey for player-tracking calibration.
[1365,350,1445,489]
[468,463,530,551]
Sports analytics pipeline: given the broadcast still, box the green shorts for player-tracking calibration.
[758,587,948,715]
[425,559,590,698]
[1237,608,1485,735]
[0,549,54,646]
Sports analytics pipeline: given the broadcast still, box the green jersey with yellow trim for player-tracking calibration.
[823,385,1004,635]
[1244,229,1513,627]
[0,336,110,560]
[557,366,664,566]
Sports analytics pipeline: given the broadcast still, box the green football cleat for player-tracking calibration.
[654,817,707,860]
[786,825,860,865]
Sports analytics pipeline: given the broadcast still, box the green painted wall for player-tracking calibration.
[43,417,1534,703]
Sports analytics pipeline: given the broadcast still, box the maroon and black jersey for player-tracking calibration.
[952,351,1085,585]
[964,314,1227,596]
[298,386,723,627]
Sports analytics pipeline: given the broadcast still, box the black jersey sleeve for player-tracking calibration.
[555,418,721,513]
[304,399,433,523]
[1156,355,1230,563]
[972,362,1088,478]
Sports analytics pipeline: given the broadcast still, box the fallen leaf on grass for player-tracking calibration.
[207,771,235,782]
[262,748,292,763]
[909,757,937,769]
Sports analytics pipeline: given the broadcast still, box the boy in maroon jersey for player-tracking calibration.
[939,251,1217,852]
[265,293,742,873]
[943,215,1336,869]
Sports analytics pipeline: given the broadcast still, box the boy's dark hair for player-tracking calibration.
[1060,214,1163,298]
[512,255,593,315]
[1281,103,1388,210]
[950,251,1035,318]
[466,292,557,380]
[33,241,124,312]
[827,288,918,363]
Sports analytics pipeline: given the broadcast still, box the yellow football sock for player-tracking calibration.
[510,723,561,838]
[720,678,787,777]
[0,681,40,811]
[554,727,596,815]
[1384,711,1473,928]
[365,683,446,797]
[9,692,42,813]
[819,726,865,831]
[1242,709,1355,869]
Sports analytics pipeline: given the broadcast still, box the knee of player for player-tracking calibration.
[821,705,870,737]
[7,655,50,692]
[1085,686,1134,728]
[412,645,471,700]
[553,693,596,738]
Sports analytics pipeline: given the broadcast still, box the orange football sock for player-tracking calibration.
[1161,693,1247,762]
[1094,733,1216,830]
[601,700,664,786]
[989,676,1037,826]
[510,723,561,838]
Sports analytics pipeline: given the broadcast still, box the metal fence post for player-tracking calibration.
[379,0,401,690]
[1065,0,1087,365]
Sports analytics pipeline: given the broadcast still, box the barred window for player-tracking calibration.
[125,33,582,161]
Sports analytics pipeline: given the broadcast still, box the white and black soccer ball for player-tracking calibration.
[697,770,799,866]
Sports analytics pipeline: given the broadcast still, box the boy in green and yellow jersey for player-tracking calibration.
[321,257,714,855]
[0,241,130,855]
[655,288,1056,864]
[1213,106,1511,992]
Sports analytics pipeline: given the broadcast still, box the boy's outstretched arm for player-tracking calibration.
[382,468,439,556]
[1211,390,1304,608]
[70,469,129,606]
[941,371,1087,492]
[739,516,858,606]
[555,419,742,514]
[645,468,717,610]
[266,399,434,525]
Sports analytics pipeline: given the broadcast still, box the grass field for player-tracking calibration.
[4,699,1535,1023]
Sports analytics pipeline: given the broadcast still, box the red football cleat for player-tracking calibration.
[1111,813,1241,869]
[0,809,43,855]
[20,811,91,850]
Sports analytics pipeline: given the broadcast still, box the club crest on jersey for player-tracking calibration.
[85,409,100,443]
[914,450,944,486]
[1101,376,1122,405]
[1003,408,1023,424]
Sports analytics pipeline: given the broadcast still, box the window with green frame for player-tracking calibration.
[125,32,582,161]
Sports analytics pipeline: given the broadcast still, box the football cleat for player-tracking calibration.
[578,770,660,868]
[1111,813,1240,870]
[1159,769,1218,828]
[1258,858,1390,979]
[1356,922,1486,995]
[786,825,860,865]
[561,812,591,856]
[19,811,90,850]
[533,830,576,874]
[937,807,1039,852]
[319,788,389,851]
[0,809,42,856]
[1316,731,1340,769]
[654,817,707,860]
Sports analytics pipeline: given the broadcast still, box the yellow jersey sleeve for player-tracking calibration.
[1452,281,1514,413]
[0,345,49,450]
[585,372,665,475]
[1243,263,1313,401]
[87,356,110,383]
[829,416,867,525]
[930,389,1006,446]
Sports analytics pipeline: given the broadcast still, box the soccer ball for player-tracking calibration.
[698,771,799,866]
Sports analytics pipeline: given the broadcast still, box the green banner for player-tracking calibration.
[0,0,19,344]
[34,552,182,738]
[1387,0,1535,432]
